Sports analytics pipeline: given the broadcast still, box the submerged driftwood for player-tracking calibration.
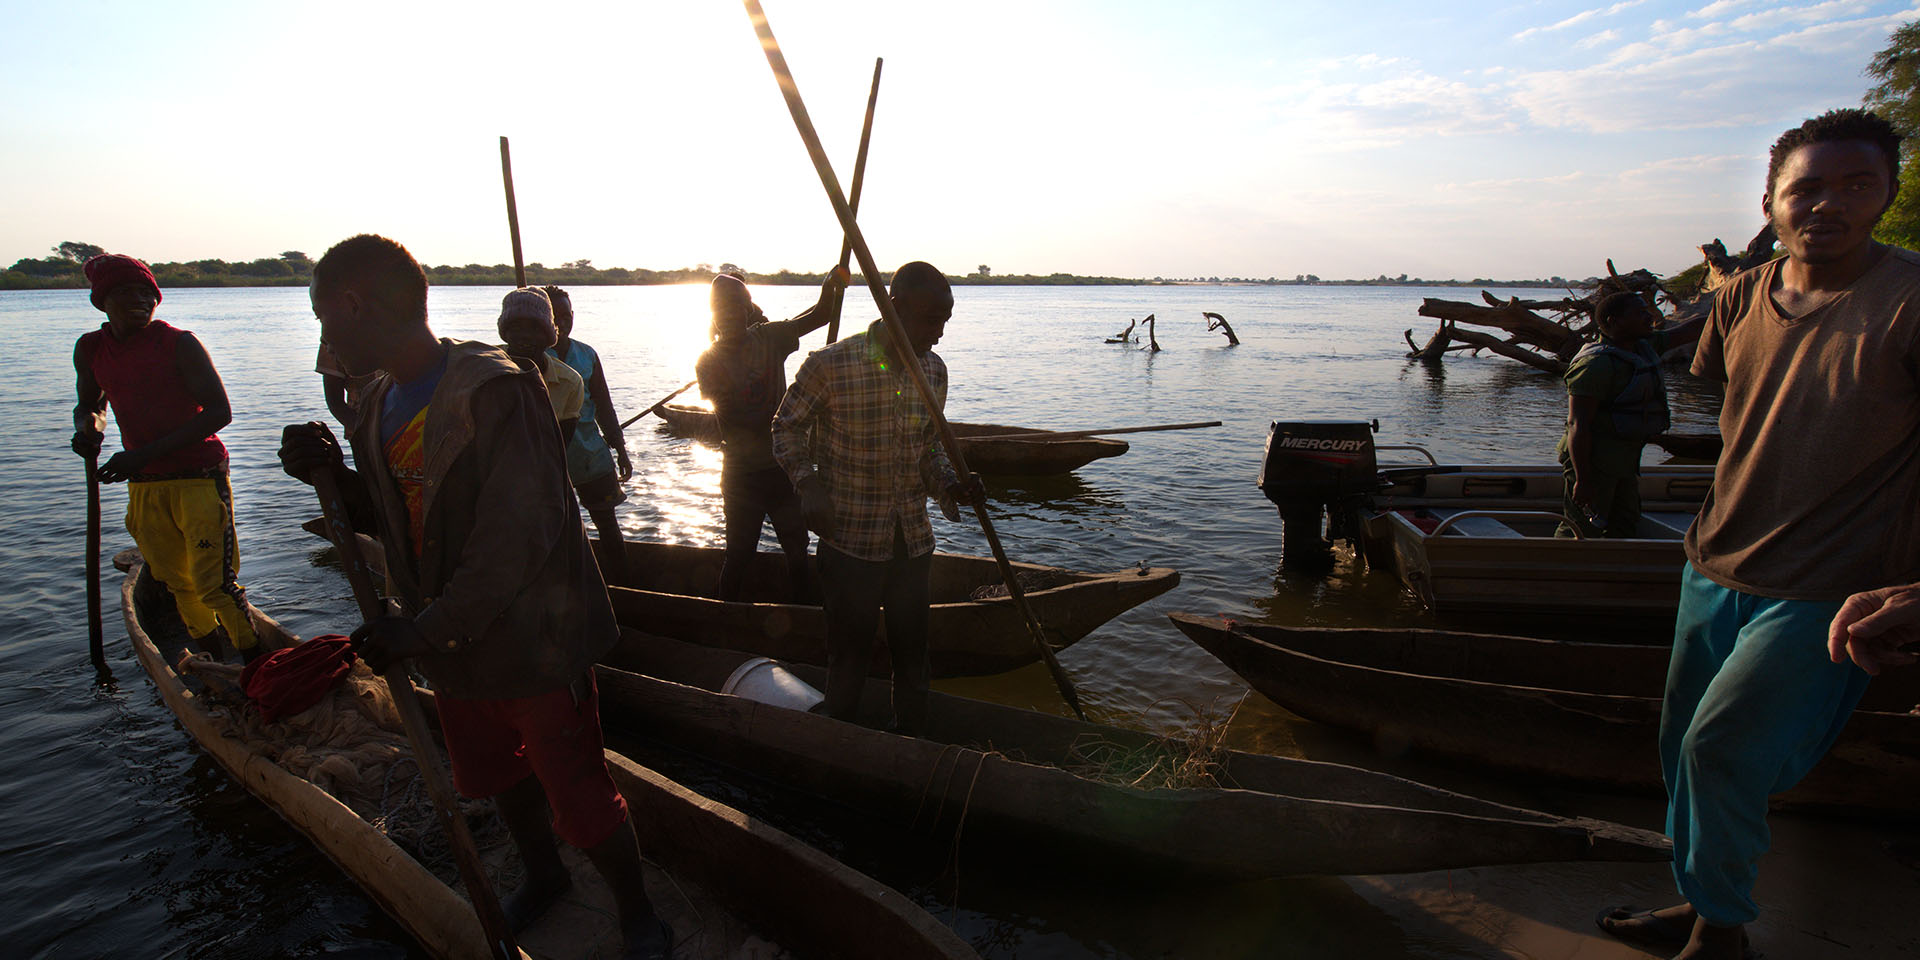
[1203,312,1239,345]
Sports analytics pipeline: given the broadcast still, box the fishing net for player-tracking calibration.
[179,650,521,893]
[1053,696,1245,791]
[966,568,1078,599]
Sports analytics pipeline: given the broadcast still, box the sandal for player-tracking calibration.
[1596,905,1694,948]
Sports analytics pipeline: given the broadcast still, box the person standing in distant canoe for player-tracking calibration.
[1556,291,1702,538]
[696,267,847,602]
[543,286,631,587]
[771,262,978,735]
[1596,108,1920,960]
[71,254,261,663]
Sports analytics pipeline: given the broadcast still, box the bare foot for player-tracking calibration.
[1671,915,1745,959]
[1598,902,1697,946]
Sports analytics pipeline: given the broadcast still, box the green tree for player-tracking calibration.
[976,264,991,277]
[54,241,105,263]
[1866,21,1920,249]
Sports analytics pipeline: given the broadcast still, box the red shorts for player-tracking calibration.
[436,674,629,849]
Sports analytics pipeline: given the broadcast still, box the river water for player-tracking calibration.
[0,282,1731,959]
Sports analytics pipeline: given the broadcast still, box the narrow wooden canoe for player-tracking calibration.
[654,404,1129,476]
[121,555,979,960]
[1168,613,1920,817]
[595,631,1673,879]
[945,422,1129,476]
[1361,463,1714,617]
[299,518,1177,678]
[652,402,721,445]
[598,539,1179,678]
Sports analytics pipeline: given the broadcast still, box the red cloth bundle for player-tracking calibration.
[239,635,359,722]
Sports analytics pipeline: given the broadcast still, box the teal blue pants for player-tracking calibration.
[1662,563,1869,926]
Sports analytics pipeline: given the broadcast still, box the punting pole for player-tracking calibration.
[620,379,699,430]
[963,421,1224,442]
[310,470,520,960]
[500,136,527,289]
[742,0,1086,720]
[824,57,883,345]
[87,454,112,683]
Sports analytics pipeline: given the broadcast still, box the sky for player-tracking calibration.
[2,0,1913,281]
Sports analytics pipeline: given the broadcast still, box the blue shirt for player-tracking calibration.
[547,340,617,482]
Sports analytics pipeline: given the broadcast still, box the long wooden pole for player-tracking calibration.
[619,379,699,430]
[499,136,527,289]
[86,455,112,683]
[743,0,1085,720]
[309,471,519,960]
[824,57,883,345]
[965,421,1224,442]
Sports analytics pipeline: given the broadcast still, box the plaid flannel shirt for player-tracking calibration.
[772,320,956,561]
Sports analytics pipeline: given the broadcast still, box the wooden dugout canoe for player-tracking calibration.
[654,403,1129,476]
[120,555,979,960]
[1167,613,1920,817]
[594,631,1673,879]
[1361,463,1715,617]
[299,518,1178,678]
[597,538,1178,678]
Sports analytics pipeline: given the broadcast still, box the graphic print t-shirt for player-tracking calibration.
[380,352,449,557]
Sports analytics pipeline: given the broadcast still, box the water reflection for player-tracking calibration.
[984,472,1125,515]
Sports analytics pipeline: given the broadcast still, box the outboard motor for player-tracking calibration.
[1259,421,1380,572]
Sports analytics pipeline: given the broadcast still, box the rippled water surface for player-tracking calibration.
[0,283,1724,958]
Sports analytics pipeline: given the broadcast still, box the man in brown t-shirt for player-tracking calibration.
[1598,109,1918,960]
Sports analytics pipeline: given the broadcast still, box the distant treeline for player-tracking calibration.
[2,248,1147,291]
[3,244,1594,292]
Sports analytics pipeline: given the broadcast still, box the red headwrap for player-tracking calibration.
[83,254,162,310]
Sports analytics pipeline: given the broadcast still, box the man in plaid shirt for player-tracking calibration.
[772,261,975,734]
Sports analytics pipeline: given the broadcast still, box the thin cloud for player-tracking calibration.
[1513,0,1648,41]
[1274,61,1522,148]
[1729,0,1880,32]
[1512,10,1915,132]
[1576,28,1622,49]
[1687,0,1758,17]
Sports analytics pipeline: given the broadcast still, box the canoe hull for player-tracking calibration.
[597,632,1671,879]
[602,539,1178,677]
[656,406,1129,476]
[1169,614,1920,816]
[299,518,1178,679]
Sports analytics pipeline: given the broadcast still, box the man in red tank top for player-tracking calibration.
[71,254,258,661]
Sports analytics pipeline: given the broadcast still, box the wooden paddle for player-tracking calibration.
[309,470,520,960]
[499,135,527,289]
[86,454,112,683]
[619,379,699,430]
[964,421,1224,442]
[743,0,1086,720]
[824,57,883,345]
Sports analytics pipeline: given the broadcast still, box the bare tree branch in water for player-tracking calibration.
[1203,312,1239,346]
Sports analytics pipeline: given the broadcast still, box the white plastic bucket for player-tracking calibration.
[720,657,825,712]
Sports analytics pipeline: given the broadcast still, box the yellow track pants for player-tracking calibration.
[125,475,257,650]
